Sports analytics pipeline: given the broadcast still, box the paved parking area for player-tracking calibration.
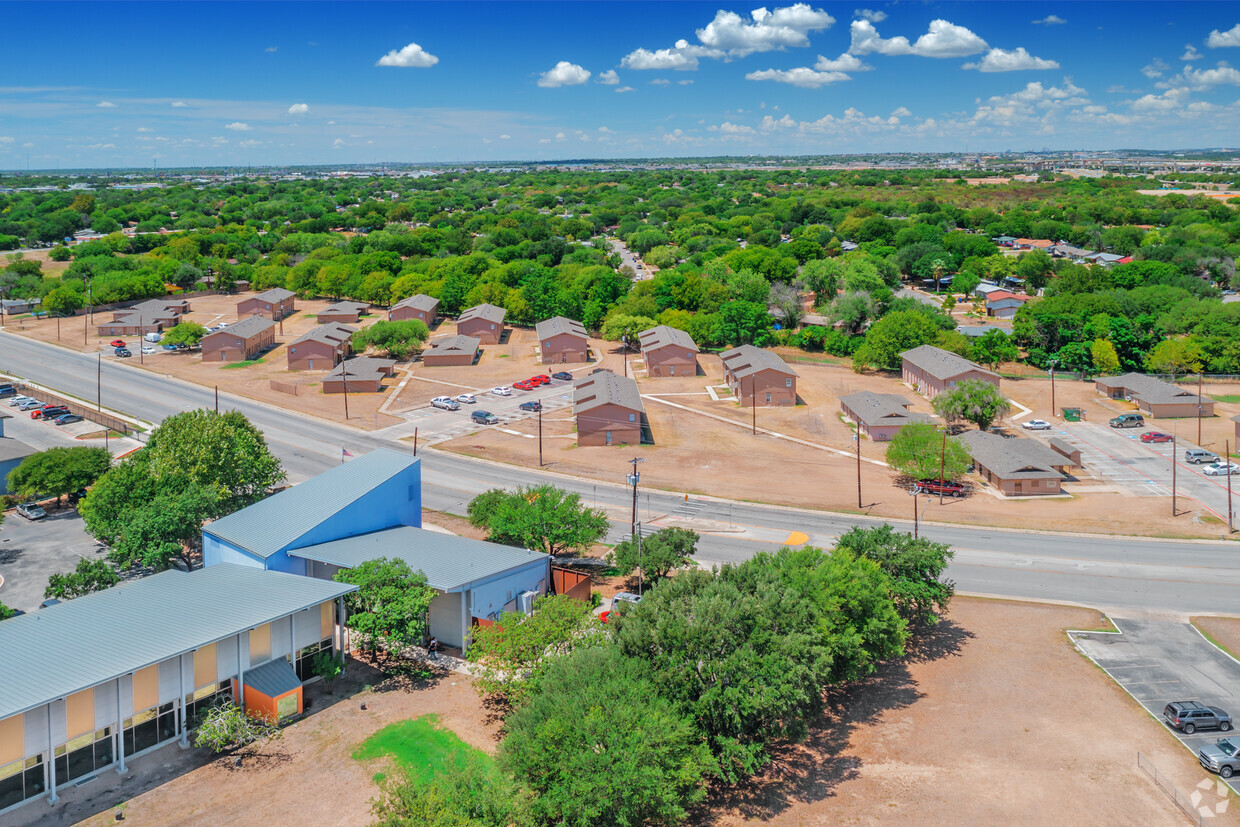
[0,506,102,612]
[1071,617,1240,794]
[378,377,580,443]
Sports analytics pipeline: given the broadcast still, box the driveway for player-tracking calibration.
[1071,617,1240,794]
[607,238,648,281]
[0,506,102,612]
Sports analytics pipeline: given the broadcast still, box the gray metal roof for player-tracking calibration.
[719,345,797,380]
[535,316,588,340]
[287,526,548,592]
[957,325,1006,338]
[328,356,396,381]
[638,325,699,354]
[251,287,295,303]
[573,370,645,414]
[0,564,355,720]
[0,436,36,463]
[204,448,418,558]
[839,391,931,429]
[458,303,506,324]
[393,294,439,312]
[955,430,1066,481]
[243,657,302,698]
[291,322,355,347]
[1094,373,1206,405]
[427,335,480,355]
[900,345,997,382]
[320,301,370,315]
[204,314,275,342]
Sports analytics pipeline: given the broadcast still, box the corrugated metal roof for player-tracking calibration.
[719,345,797,380]
[204,448,418,558]
[839,391,931,429]
[0,564,355,721]
[287,526,548,592]
[900,345,996,382]
[639,325,699,354]
[243,657,301,699]
[458,303,506,324]
[573,370,645,414]
[535,316,588,340]
[327,357,396,382]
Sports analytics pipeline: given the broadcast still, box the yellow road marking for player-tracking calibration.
[783,531,809,546]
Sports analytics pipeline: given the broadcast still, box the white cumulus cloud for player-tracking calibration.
[225,122,252,131]
[538,61,591,87]
[760,114,798,130]
[678,79,694,84]
[854,9,886,23]
[650,78,671,85]
[615,86,635,93]
[1182,45,1203,61]
[136,127,152,133]
[171,101,188,107]
[96,101,117,108]
[538,138,552,144]
[696,4,835,57]
[288,103,310,115]
[499,133,511,140]
[1032,15,1066,25]
[1142,58,1170,78]
[1131,86,1190,111]
[746,67,850,87]
[815,52,872,71]
[376,42,439,68]
[714,121,756,134]
[622,44,714,71]
[850,18,987,58]
[1207,24,1240,48]
[0,136,13,143]
[597,69,620,85]
[891,106,911,117]
[963,47,1060,72]
[1181,62,1240,88]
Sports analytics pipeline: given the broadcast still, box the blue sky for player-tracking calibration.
[2,1,1240,168]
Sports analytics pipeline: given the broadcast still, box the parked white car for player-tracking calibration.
[1203,461,1240,477]
[9,395,35,407]
[456,393,476,404]
[141,346,157,354]
[490,386,511,397]
[1021,419,1052,430]
[430,396,460,411]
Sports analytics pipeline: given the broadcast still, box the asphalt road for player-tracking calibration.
[3,330,1239,614]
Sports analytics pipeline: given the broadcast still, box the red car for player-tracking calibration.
[1141,432,1174,444]
[110,339,126,348]
[513,380,535,391]
[32,405,69,420]
[531,375,551,385]
[913,479,967,497]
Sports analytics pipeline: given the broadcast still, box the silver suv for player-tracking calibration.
[1199,738,1240,779]
[1165,701,1233,734]
[1186,448,1219,464]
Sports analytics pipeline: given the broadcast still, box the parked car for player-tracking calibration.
[613,592,642,607]
[1165,701,1232,734]
[109,339,126,348]
[141,345,157,354]
[162,343,179,351]
[471,410,499,425]
[519,400,542,413]
[913,479,967,497]
[552,371,573,381]
[114,347,132,358]
[53,413,84,425]
[32,405,69,420]
[430,396,460,411]
[1186,448,1220,464]
[16,502,47,520]
[598,610,612,624]
[490,386,511,397]
[1021,419,1052,431]
[1203,461,1240,477]
[66,488,88,506]
[456,393,476,404]
[531,374,551,385]
[513,380,535,391]
[1110,413,1145,428]
[9,395,35,407]
[0,386,15,399]
[16,399,42,411]
[144,332,162,343]
[1141,431,1173,444]
[1200,738,1240,779]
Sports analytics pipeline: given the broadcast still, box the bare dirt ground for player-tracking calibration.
[441,356,1240,540]
[1193,615,1240,661]
[51,598,1230,826]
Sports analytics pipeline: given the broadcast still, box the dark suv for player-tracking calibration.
[1164,701,1233,734]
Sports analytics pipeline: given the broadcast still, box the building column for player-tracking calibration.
[116,683,127,773]
[336,596,346,659]
[237,635,248,709]
[460,589,469,656]
[46,701,58,805]
[289,615,296,667]
[178,655,189,748]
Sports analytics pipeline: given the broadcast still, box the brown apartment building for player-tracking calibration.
[900,345,999,400]
[200,315,276,363]
[573,370,645,446]
[956,430,1075,496]
[535,317,589,364]
[422,335,480,367]
[720,345,798,407]
[286,322,354,371]
[639,325,698,377]
[456,303,506,344]
[389,294,439,326]
[839,391,932,441]
[317,301,370,324]
[322,357,397,394]
[96,299,189,337]
[1094,373,1216,419]
[237,288,296,321]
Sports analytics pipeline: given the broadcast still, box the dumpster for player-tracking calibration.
[1062,407,1081,422]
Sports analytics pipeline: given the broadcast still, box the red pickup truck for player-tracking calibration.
[913,479,967,497]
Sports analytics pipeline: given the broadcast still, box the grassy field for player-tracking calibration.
[1209,394,1240,403]
[352,713,492,786]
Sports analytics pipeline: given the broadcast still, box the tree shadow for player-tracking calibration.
[694,618,973,823]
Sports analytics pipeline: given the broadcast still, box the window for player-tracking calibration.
[785,378,792,388]
[628,413,635,422]
[54,728,112,785]
[0,756,44,811]
[669,367,675,375]
[185,681,233,724]
[294,639,333,682]
[123,702,178,757]
[765,393,772,403]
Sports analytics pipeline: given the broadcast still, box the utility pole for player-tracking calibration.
[855,432,862,508]
[1228,439,1234,534]
[1049,360,1057,418]
[1197,372,1203,446]
[627,457,644,538]
[938,432,947,505]
[1171,434,1177,517]
[96,353,101,412]
[413,427,418,456]
[913,489,919,539]
[636,522,643,596]
[538,405,543,467]
[751,376,756,435]
[214,385,219,413]
[342,368,349,420]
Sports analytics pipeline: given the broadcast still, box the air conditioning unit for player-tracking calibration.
[518,590,538,615]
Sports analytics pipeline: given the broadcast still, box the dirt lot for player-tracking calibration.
[441,354,1240,540]
[1194,615,1240,661]
[52,598,1229,826]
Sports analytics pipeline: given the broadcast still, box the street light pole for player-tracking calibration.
[538,405,543,467]
[938,431,947,506]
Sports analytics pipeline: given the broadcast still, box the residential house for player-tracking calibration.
[0,298,40,316]
[388,294,439,326]
[535,316,589,364]
[200,316,276,363]
[992,235,1017,247]
[456,303,506,344]
[720,345,798,407]
[287,322,354,371]
[956,430,1070,496]
[957,324,1007,338]
[422,335,480,367]
[95,299,188,337]
[900,345,1000,400]
[573,370,645,446]
[0,565,354,818]
[839,391,932,441]
[321,357,396,393]
[639,325,699,377]
[316,301,370,324]
[237,288,296,321]
[984,290,1031,319]
[1094,373,1216,418]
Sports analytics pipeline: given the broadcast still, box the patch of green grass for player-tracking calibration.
[221,357,266,369]
[1209,394,1240,403]
[353,714,492,787]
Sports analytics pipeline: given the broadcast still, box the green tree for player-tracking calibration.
[1016,249,1053,292]
[351,319,429,360]
[884,422,972,481]
[599,313,658,346]
[466,594,604,705]
[44,557,119,600]
[334,557,436,657]
[609,526,698,580]
[5,446,111,505]
[800,258,842,307]
[1145,337,1204,378]
[311,651,345,691]
[768,282,805,329]
[970,329,1019,369]
[161,321,208,348]
[467,485,608,557]
[835,525,955,626]
[192,700,283,753]
[951,270,981,297]
[42,284,85,316]
[851,309,940,371]
[932,379,1010,430]
[0,601,15,621]
[371,757,520,827]
[1090,339,1120,375]
[500,646,714,827]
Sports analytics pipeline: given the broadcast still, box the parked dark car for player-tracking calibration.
[114,347,132,358]
[1110,413,1145,428]
[1164,701,1232,734]
[0,385,15,399]
[66,488,88,506]
[53,413,84,425]
[32,405,69,420]
[913,479,967,497]
[519,400,542,412]
[471,410,499,425]
[552,371,573,381]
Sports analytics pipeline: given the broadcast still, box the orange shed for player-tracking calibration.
[238,658,304,721]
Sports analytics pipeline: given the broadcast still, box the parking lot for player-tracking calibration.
[0,505,102,612]
[1071,617,1240,795]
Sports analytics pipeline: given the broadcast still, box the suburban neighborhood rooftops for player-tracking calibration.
[638,325,699,353]
[719,345,797,379]
[839,391,931,428]
[573,370,644,414]
[392,294,439,312]
[426,335,480,354]
[204,447,418,558]
[458,303,506,324]
[0,564,356,721]
[287,526,548,593]
[320,300,369,315]
[328,356,396,381]
[535,316,588,339]
[1095,373,1207,405]
[900,345,997,381]
[985,291,1029,304]
[251,287,295,302]
[956,430,1066,481]
[291,321,355,347]
[205,314,275,341]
